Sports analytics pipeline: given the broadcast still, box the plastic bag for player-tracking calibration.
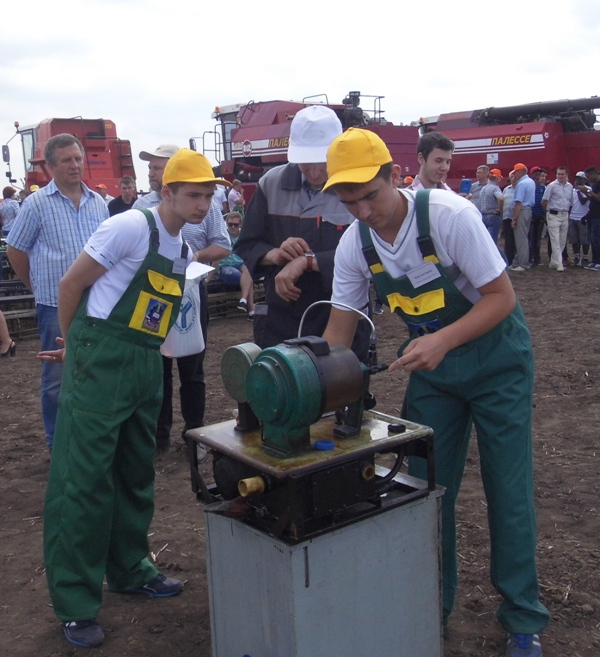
[160,278,205,358]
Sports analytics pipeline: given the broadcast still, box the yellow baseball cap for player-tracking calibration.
[162,149,232,187]
[323,128,393,191]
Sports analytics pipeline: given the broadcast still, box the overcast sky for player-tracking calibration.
[1,0,598,191]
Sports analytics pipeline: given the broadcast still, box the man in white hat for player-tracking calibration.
[133,144,180,209]
[234,105,369,354]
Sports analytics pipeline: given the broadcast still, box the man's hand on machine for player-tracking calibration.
[389,332,449,373]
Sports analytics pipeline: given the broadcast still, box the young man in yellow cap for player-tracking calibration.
[322,129,549,657]
[39,149,230,649]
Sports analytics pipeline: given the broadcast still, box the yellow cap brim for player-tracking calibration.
[323,164,382,191]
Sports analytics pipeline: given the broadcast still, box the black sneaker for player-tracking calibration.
[373,303,384,315]
[62,619,105,648]
[237,300,248,312]
[131,573,183,597]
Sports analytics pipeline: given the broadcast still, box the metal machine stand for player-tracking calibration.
[188,410,443,657]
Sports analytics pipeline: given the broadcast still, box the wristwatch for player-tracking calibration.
[304,251,316,271]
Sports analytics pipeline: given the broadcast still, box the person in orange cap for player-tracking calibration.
[95,183,114,205]
[479,168,504,243]
[509,163,535,271]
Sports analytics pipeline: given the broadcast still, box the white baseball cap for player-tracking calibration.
[287,106,342,164]
[139,144,180,161]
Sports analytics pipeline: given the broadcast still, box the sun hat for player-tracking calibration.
[139,144,180,161]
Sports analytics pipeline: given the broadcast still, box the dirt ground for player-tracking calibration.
[1,261,600,657]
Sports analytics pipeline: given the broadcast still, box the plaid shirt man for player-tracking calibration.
[479,182,503,214]
[7,180,108,305]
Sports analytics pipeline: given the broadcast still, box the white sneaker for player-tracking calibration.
[197,445,208,463]
[510,265,526,272]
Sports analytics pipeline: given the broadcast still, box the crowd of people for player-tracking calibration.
[456,162,600,273]
[3,116,581,656]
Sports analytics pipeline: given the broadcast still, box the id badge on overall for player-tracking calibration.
[172,257,186,275]
[388,263,445,336]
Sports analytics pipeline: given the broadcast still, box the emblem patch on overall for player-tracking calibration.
[129,291,174,337]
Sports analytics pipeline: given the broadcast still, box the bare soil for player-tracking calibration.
[1,262,600,657]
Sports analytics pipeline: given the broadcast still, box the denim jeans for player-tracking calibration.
[36,304,64,450]
[482,214,502,245]
[218,265,242,286]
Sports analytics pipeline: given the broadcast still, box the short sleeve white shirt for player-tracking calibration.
[332,189,506,311]
[83,206,189,318]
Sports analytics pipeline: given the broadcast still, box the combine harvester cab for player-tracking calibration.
[193,91,420,198]
[6,117,135,195]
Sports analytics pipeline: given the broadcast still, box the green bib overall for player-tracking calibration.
[359,191,550,634]
[44,210,187,621]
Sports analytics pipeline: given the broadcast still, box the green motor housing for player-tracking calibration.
[245,336,363,456]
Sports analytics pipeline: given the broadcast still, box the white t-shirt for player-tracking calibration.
[570,185,591,221]
[84,206,189,318]
[228,188,243,211]
[213,185,228,210]
[331,189,506,310]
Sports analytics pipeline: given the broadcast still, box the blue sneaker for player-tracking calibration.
[131,573,183,597]
[506,633,542,657]
[62,619,105,647]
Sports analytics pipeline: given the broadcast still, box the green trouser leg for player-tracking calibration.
[408,376,473,622]
[44,325,162,621]
[408,314,550,634]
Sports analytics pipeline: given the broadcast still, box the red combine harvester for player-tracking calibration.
[419,96,600,189]
[192,91,419,197]
[196,93,600,194]
[3,117,135,194]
